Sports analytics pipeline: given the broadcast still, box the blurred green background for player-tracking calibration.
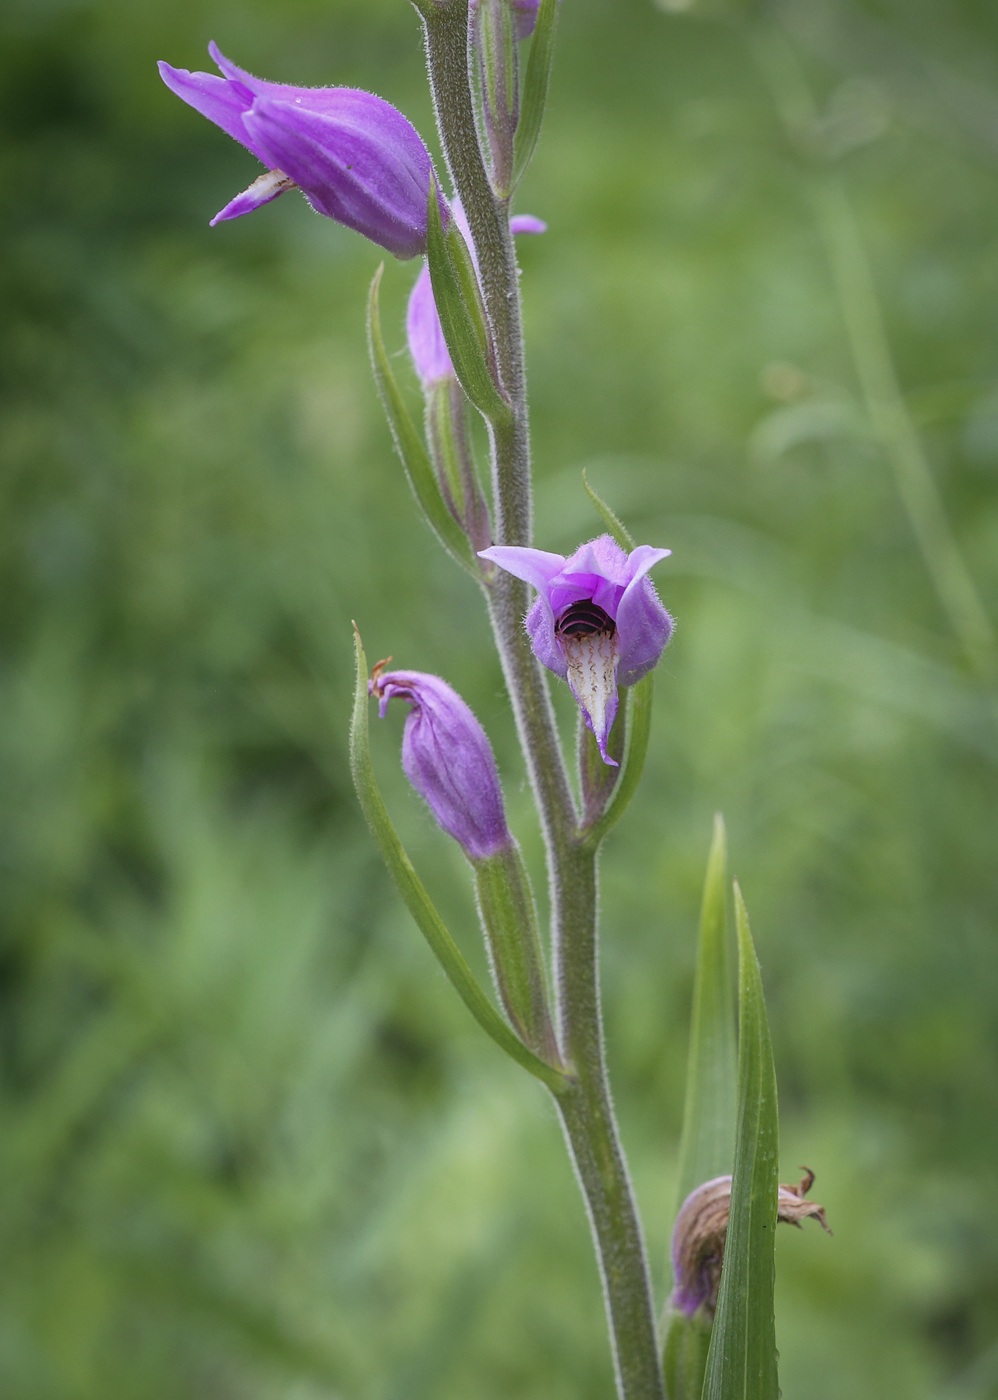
[2,0,997,1395]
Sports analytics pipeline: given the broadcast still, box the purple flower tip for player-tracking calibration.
[479,535,673,765]
[158,44,443,258]
[370,663,512,861]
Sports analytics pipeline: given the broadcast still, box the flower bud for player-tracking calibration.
[480,534,673,765]
[671,1171,831,1319]
[470,0,545,40]
[370,665,512,861]
[159,43,445,258]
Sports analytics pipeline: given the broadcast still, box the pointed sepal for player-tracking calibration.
[511,0,560,190]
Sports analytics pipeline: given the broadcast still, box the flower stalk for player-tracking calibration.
[417,7,667,1396]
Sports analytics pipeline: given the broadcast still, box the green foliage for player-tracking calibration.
[701,885,780,1400]
[512,0,561,190]
[426,179,511,424]
[367,265,476,573]
[674,814,736,1212]
[2,0,998,1397]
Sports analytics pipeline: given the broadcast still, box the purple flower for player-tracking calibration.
[158,43,443,258]
[479,535,673,765]
[406,210,547,387]
[370,664,512,861]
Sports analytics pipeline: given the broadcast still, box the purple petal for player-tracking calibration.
[616,546,673,685]
[525,595,568,679]
[157,61,266,160]
[243,96,433,259]
[477,545,567,594]
[406,263,454,386]
[510,214,547,235]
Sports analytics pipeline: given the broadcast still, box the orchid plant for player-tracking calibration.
[161,5,829,1397]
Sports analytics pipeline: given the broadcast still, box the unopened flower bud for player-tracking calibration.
[159,43,445,258]
[370,664,512,861]
[671,1170,831,1319]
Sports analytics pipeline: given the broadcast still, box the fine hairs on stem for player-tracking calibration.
[418,5,665,1394]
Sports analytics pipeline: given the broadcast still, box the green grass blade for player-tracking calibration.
[700,882,780,1400]
[349,626,569,1094]
[582,466,637,549]
[512,0,560,190]
[675,814,736,1210]
[366,265,476,574]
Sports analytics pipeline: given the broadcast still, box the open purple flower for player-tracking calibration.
[406,210,547,387]
[479,535,673,765]
[158,43,443,258]
[371,664,512,861]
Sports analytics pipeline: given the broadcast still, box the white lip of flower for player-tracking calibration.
[243,167,297,199]
[560,627,619,746]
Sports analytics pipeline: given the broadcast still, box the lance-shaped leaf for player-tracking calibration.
[350,626,568,1093]
[512,0,560,190]
[367,266,476,574]
[582,465,636,551]
[662,816,735,1400]
[663,1312,712,1400]
[426,180,512,425]
[675,814,736,1210]
[700,883,780,1400]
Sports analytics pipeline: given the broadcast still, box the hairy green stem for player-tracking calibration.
[419,7,665,1395]
[552,844,666,1400]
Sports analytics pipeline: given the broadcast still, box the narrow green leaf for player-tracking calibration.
[512,0,560,190]
[581,673,654,847]
[582,466,637,550]
[473,845,559,1064]
[701,883,780,1400]
[675,814,736,1211]
[426,181,512,424]
[366,266,476,574]
[663,1311,712,1400]
[349,626,569,1094]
